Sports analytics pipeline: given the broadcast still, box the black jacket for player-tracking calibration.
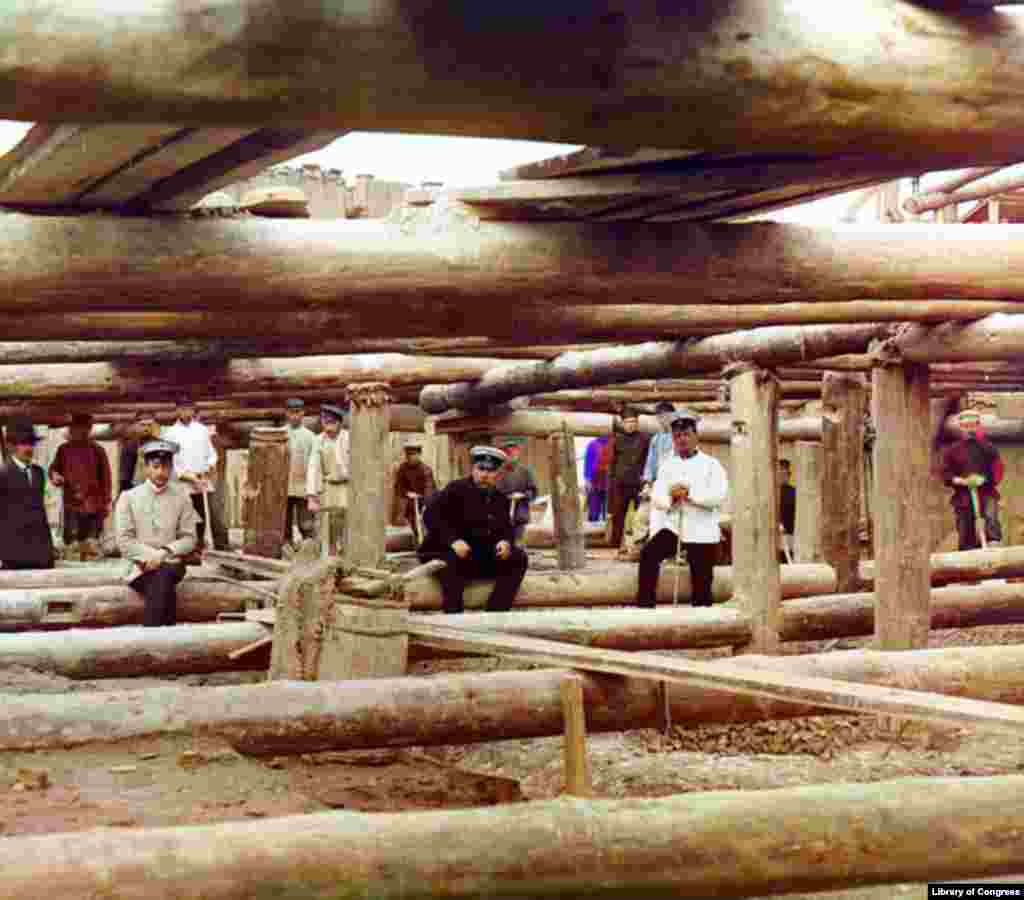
[0,460,55,567]
[418,477,516,556]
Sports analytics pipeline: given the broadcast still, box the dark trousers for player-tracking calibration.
[131,563,186,627]
[608,481,644,548]
[954,495,1002,551]
[636,528,718,608]
[63,510,103,543]
[284,496,315,542]
[190,494,206,548]
[423,545,529,614]
[1,559,53,570]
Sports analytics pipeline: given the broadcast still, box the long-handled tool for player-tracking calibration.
[968,480,988,550]
[201,480,213,552]
[409,492,425,545]
[672,503,685,606]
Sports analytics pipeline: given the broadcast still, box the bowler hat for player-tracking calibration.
[7,418,39,445]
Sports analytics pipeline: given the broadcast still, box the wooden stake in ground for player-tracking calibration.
[820,371,866,591]
[872,360,932,650]
[549,423,585,570]
[728,364,781,654]
[560,673,591,797]
[241,426,289,559]
[344,382,391,570]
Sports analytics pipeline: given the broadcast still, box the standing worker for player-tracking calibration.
[119,412,162,497]
[495,437,537,542]
[393,443,436,539]
[306,403,350,556]
[607,406,652,554]
[641,401,678,488]
[779,459,796,562]
[163,397,217,551]
[583,434,610,522]
[48,412,112,561]
[941,407,1004,551]
[635,410,729,608]
[283,398,316,548]
[115,439,200,627]
[0,418,55,570]
[418,445,529,614]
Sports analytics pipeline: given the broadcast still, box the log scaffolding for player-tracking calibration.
[345,382,392,569]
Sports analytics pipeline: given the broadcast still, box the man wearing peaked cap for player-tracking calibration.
[0,418,54,569]
[163,396,217,551]
[940,406,1004,550]
[115,437,201,626]
[495,437,537,542]
[282,398,315,548]
[307,402,350,556]
[607,405,651,553]
[392,442,436,539]
[418,444,528,613]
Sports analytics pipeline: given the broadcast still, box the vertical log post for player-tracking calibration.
[560,673,591,797]
[872,360,932,650]
[793,440,823,563]
[821,372,866,592]
[242,427,289,559]
[345,382,392,570]
[448,434,472,482]
[728,364,781,654]
[550,423,585,570]
[424,416,451,488]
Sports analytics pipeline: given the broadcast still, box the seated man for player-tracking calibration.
[635,410,729,608]
[114,439,200,627]
[417,445,529,614]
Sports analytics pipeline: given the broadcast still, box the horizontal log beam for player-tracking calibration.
[903,163,1024,214]
[421,325,891,412]
[891,313,1024,363]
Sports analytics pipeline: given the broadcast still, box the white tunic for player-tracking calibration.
[649,450,729,544]
[162,420,218,494]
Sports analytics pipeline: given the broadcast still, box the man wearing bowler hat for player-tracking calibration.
[0,418,55,569]
[115,439,200,626]
[635,410,729,609]
[418,445,529,614]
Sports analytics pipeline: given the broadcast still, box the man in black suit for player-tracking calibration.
[0,419,55,569]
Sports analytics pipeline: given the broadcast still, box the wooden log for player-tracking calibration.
[792,441,823,563]
[0,622,270,678]
[872,362,932,650]
[3,770,1024,900]
[0,579,271,630]
[345,383,391,569]
[241,426,289,559]
[420,325,890,413]
[860,544,1024,587]
[402,561,836,612]
[0,353,517,404]
[893,313,1024,364]
[903,163,1024,214]
[549,424,585,569]
[433,410,824,442]
[728,365,781,653]
[820,372,866,592]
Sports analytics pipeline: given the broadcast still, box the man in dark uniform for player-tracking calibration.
[0,418,55,570]
[941,407,1004,550]
[607,406,652,552]
[418,445,529,614]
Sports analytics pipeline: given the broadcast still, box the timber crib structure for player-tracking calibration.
[3,1,1024,896]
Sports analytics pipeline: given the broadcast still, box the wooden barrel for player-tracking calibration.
[243,427,290,560]
[318,593,408,679]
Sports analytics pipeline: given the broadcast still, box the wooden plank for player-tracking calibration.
[409,622,1024,734]
[500,148,702,181]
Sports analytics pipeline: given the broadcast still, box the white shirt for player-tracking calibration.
[306,430,350,498]
[649,450,729,544]
[162,420,218,495]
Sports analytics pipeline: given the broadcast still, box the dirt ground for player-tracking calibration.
[1,614,1022,898]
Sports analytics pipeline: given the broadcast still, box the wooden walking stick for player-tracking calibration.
[968,480,988,550]
[672,503,685,606]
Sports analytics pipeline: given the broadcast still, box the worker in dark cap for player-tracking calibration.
[636,410,729,608]
[607,406,652,554]
[392,442,436,541]
[115,439,200,626]
[495,436,537,542]
[307,402,349,556]
[418,445,529,613]
[0,418,55,569]
[283,398,316,548]
[642,400,678,487]
[49,411,112,561]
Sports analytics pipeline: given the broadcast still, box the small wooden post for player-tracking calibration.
[793,441,823,563]
[549,423,585,570]
[345,382,391,570]
[872,360,932,650]
[821,372,866,591]
[242,427,289,559]
[560,673,591,797]
[728,364,781,654]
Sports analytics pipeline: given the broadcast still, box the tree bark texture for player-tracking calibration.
[872,363,932,650]
[894,313,1024,364]
[344,383,391,569]
[241,426,289,559]
[0,579,269,630]
[792,441,823,563]
[402,562,836,612]
[820,372,866,592]
[420,325,890,413]
[728,365,781,653]
[549,425,585,569]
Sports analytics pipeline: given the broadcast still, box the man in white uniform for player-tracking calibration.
[635,409,729,608]
[162,397,218,550]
